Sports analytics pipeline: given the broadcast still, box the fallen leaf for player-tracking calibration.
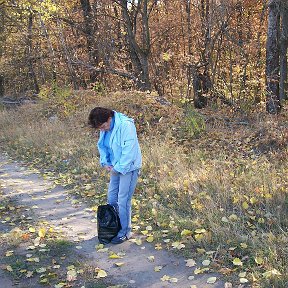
[160,275,170,281]
[255,257,264,265]
[202,260,211,266]
[148,256,155,262]
[233,258,243,266]
[146,236,154,242]
[185,259,196,267]
[207,277,217,284]
[115,262,125,267]
[154,266,163,272]
[96,269,107,278]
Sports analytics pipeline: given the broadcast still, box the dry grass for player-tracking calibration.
[0,91,287,287]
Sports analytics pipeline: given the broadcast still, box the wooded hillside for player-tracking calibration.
[0,0,287,113]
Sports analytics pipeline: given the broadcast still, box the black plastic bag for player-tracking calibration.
[97,204,121,244]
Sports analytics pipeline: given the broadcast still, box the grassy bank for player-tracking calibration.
[0,90,287,287]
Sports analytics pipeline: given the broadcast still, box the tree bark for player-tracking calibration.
[192,0,211,108]
[280,1,288,101]
[56,18,80,90]
[0,5,4,97]
[80,0,100,82]
[26,13,40,95]
[119,0,151,91]
[38,14,57,82]
[266,0,281,114]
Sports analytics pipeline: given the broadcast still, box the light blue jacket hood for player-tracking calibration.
[97,111,142,175]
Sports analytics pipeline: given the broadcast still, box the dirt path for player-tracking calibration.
[0,154,224,288]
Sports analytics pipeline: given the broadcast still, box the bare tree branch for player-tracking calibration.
[71,60,137,81]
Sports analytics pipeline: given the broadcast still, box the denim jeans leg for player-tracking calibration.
[107,172,120,208]
[117,169,139,238]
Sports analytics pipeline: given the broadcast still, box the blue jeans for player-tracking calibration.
[107,169,139,238]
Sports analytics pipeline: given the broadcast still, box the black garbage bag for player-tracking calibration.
[97,204,121,244]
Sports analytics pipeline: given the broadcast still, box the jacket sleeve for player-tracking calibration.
[97,133,111,167]
[113,121,137,175]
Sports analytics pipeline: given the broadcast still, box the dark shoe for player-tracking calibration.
[111,235,127,244]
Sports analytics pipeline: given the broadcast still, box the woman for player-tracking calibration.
[88,107,142,244]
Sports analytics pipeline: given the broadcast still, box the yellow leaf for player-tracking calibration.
[109,254,122,259]
[114,262,125,267]
[221,217,229,223]
[258,218,265,223]
[250,197,257,204]
[172,241,185,249]
[55,283,65,288]
[29,227,36,233]
[185,259,196,267]
[26,271,33,278]
[96,244,105,250]
[181,229,193,237]
[194,234,203,241]
[207,277,217,284]
[240,243,248,249]
[196,248,206,254]
[262,269,281,278]
[154,266,163,272]
[240,278,249,283]
[162,53,171,61]
[228,214,238,221]
[242,201,249,209]
[147,256,155,262]
[202,260,210,266]
[6,265,13,272]
[233,258,243,266]
[169,277,178,283]
[155,243,162,250]
[255,257,264,265]
[5,250,14,257]
[194,268,202,275]
[67,269,77,282]
[194,228,206,234]
[135,238,142,245]
[238,272,246,277]
[38,228,46,238]
[161,275,170,281]
[146,236,154,243]
[96,269,107,278]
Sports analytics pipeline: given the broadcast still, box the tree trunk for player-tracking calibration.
[80,0,100,82]
[185,0,193,99]
[56,18,80,90]
[38,14,57,82]
[192,0,211,109]
[26,14,40,95]
[280,1,288,101]
[266,0,281,114]
[120,0,151,91]
[0,5,4,97]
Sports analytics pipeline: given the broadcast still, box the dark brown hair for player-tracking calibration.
[88,107,114,128]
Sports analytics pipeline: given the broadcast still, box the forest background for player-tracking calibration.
[0,0,287,287]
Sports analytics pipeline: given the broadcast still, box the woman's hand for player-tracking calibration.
[104,165,113,171]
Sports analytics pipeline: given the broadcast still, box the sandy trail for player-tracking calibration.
[0,155,223,288]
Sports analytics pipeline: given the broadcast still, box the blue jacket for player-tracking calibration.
[97,111,142,175]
